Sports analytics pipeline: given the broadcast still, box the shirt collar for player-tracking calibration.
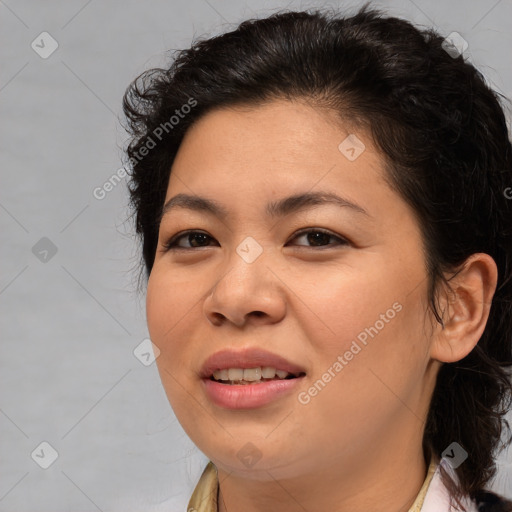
[187,456,463,512]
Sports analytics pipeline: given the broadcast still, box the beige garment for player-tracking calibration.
[187,457,438,512]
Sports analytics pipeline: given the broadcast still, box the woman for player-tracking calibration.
[122,5,512,511]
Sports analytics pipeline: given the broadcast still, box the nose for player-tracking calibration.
[203,247,287,328]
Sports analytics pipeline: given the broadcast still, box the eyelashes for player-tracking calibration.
[161,228,350,252]
[162,231,213,251]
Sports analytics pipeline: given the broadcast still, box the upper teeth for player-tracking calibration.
[213,367,292,381]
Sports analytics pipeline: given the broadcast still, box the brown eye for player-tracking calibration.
[162,231,218,251]
[289,228,349,248]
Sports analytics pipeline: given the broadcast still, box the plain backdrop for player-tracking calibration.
[1,0,511,510]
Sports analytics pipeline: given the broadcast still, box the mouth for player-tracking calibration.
[209,367,306,385]
[200,347,307,408]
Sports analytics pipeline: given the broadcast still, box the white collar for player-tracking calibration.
[421,458,478,512]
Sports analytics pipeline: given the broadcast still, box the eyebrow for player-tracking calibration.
[160,191,371,224]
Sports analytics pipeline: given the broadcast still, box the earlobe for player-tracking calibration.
[430,253,498,363]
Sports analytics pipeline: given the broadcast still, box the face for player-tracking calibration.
[146,98,439,481]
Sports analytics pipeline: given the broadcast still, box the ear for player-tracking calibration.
[429,253,498,363]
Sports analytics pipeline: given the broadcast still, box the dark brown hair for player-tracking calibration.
[122,4,512,509]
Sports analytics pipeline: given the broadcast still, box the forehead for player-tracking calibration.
[167,98,388,196]
[180,98,357,157]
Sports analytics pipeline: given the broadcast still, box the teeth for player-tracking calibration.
[213,369,229,380]
[261,366,276,378]
[228,368,244,381]
[243,367,261,381]
[212,366,295,382]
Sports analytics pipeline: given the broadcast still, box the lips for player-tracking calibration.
[200,347,307,380]
[200,347,307,409]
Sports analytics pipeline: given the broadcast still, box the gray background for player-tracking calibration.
[1,0,511,510]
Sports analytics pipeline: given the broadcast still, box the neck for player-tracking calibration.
[217,434,429,512]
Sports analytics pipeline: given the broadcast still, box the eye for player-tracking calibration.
[161,230,218,251]
[161,228,349,252]
[287,228,349,248]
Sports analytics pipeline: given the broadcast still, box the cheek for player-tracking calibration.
[146,267,194,343]
[146,268,194,381]
[296,264,428,402]
[146,270,199,418]
[291,264,403,356]
[294,299,427,458]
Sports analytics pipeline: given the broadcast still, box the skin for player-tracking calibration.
[146,98,497,512]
